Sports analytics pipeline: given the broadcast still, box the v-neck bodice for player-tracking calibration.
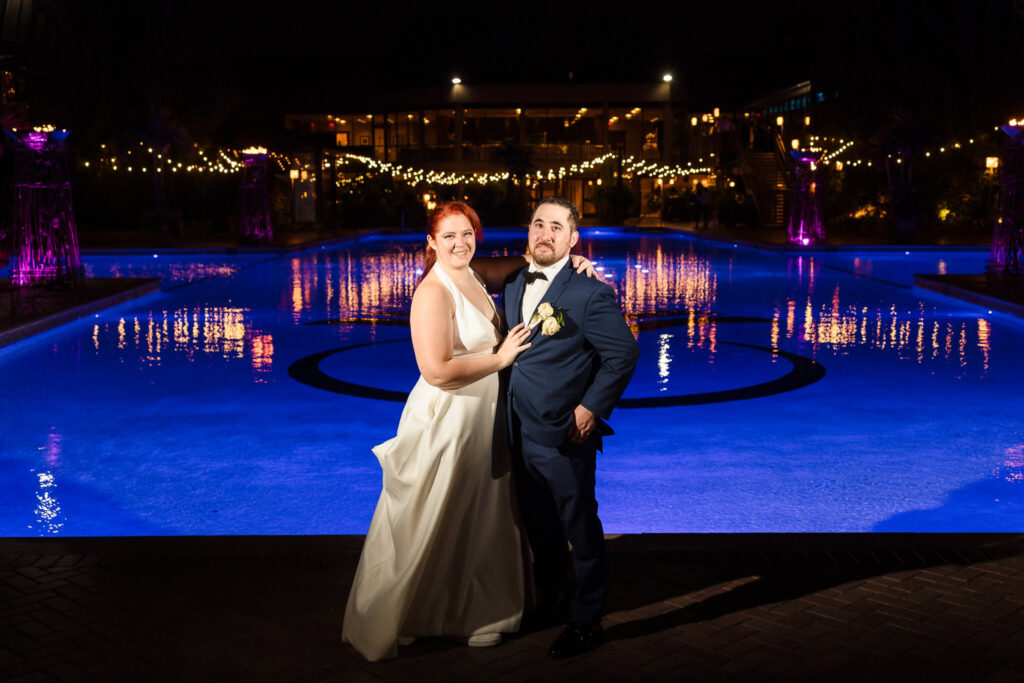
[432,266,502,358]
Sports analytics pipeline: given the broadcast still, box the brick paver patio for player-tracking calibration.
[2,534,1023,681]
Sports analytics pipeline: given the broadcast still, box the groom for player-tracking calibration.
[505,197,638,658]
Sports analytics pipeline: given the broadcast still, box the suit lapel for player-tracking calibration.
[544,261,573,309]
[525,261,573,341]
[506,269,526,327]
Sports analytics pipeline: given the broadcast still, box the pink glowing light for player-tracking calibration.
[25,131,48,151]
[239,150,273,244]
[8,126,82,287]
[787,154,825,247]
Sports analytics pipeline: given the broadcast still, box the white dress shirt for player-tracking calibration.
[521,255,570,326]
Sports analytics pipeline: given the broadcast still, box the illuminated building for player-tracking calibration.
[284,81,689,216]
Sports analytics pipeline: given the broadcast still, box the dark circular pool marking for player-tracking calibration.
[616,341,824,408]
[289,339,410,402]
[288,313,826,407]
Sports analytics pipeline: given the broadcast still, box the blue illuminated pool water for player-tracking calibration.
[1,230,1021,536]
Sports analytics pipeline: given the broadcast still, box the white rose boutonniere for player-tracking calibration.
[529,301,565,336]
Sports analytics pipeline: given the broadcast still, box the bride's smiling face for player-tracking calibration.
[428,214,477,270]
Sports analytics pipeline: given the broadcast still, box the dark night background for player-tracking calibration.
[11,0,1024,145]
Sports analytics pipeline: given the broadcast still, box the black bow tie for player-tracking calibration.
[523,270,548,285]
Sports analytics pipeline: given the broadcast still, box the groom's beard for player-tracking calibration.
[531,243,560,267]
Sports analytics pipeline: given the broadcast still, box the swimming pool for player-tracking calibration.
[1,229,1020,536]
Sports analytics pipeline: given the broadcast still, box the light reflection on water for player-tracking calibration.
[89,306,274,379]
[5,231,1017,536]
[287,248,421,328]
[78,237,996,385]
[79,255,270,286]
[30,431,64,535]
[621,244,718,315]
[996,445,1024,483]
[785,289,992,375]
[274,236,995,380]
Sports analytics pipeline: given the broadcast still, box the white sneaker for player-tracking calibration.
[467,633,502,647]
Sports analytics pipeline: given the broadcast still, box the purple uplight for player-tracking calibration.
[790,150,821,164]
[239,150,273,245]
[25,131,48,151]
[786,155,825,247]
[8,126,82,287]
[989,126,1024,275]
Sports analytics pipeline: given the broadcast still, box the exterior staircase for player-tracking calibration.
[740,151,789,228]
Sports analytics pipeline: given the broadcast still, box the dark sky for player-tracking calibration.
[21,0,1024,141]
[220,1,822,107]
[34,0,832,107]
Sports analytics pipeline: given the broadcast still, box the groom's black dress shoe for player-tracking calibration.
[547,623,604,659]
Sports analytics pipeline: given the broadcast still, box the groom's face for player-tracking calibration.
[528,203,578,267]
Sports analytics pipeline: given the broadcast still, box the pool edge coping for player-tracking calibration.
[0,278,162,349]
[914,274,1024,320]
[0,231,389,348]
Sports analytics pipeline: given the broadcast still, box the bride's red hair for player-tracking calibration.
[423,201,483,275]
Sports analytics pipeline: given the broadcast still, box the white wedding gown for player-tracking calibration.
[342,265,524,661]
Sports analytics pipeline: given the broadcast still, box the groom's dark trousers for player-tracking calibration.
[510,412,607,625]
[504,261,638,626]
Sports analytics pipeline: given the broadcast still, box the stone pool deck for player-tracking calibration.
[2,534,1024,681]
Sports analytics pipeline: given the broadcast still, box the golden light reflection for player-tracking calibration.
[770,305,780,357]
[790,294,993,375]
[621,245,717,316]
[995,444,1024,483]
[91,306,274,380]
[251,333,274,379]
[916,317,925,364]
[291,258,304,315]
[977,318,991,372]
[281,240,996,379]
[285,249,421,328]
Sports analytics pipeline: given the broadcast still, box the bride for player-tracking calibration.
[343,201,593,661]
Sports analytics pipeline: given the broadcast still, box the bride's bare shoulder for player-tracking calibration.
[412,273,454,313]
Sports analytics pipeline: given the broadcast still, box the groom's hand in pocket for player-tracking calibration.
[569,404,597,444]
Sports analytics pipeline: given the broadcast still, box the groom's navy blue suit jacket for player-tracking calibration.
[504,261,639,448]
